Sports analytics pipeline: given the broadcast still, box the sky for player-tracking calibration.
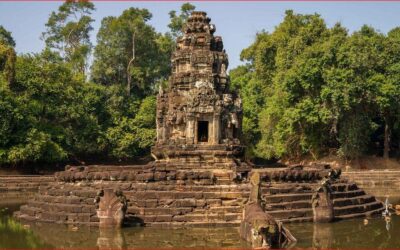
[1,1,400,69]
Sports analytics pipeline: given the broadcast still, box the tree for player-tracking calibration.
[0,49,112,166]
[232,10,400,161]
[91,8,173,96]
[0,25,16,47]
[105,95,156,159]
[168,3,196,38]
[0,26,16,86]
[378,27,400,159]
[230,65,264,159]
[42,0,95,75]
[239,11,335,159]
[0,44,16,86]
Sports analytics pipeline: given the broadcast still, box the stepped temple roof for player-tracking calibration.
[152,11,243,165]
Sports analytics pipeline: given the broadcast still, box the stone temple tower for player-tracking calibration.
[152,11,246,175]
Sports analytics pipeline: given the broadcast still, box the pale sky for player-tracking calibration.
[1,1,400,69]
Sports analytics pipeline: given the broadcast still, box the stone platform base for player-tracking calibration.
[15,164,250,226]
[15,165,384,226]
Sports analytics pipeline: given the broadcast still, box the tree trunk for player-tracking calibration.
[126,32,135,96]
[398,140,400,158]
[127,71,131,96]
[383,116,390,160]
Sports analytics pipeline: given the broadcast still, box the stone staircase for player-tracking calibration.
[15,165,386,227]
[342,170,400,198]
[261,181,384,223]
[0,175,53,192]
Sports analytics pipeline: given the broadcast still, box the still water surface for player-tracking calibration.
[1,197,400,248]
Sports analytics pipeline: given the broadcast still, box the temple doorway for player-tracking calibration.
[198,121,209,143]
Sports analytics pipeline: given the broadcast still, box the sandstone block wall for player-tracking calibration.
[342,170,400,199]
[14,167,387,226]
[16,165,251,227]
[0,175,53,192]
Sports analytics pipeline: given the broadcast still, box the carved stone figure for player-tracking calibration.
[240,172,296,249]
[311,169,339,223]
[95,189,128,228]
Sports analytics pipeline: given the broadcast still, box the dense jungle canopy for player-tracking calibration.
[0,1,399,167]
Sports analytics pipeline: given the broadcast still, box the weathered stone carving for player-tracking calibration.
[241,203,283,249]
[152,11,244,172]
[311,168,340,222]
[95,189,128,228]
[240,172,296,249]
[312,184,334,223]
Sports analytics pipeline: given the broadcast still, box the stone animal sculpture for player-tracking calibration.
[95,189,128,228]
[311,168,340,222]
[240,203,296,249]
[240,172,296,249]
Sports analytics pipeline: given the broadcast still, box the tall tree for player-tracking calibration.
[232,10,400,161]
[0,25,16,47]
[168,3,196,39]
[0,26,16,86]
[378,27,400,159]
[42,0,95,76]
[91,8,173,96]
[238,11,336,159]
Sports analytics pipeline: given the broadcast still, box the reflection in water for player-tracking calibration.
[97,228,126,249]
[21,222,249,249]
[2,199,400,248]
[4,215,398,249]
[0,213,50,248]
[312,223,333,248]
[385,216,392,232]
[287,215,400,248]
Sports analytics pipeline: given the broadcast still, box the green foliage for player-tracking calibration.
[1,51,103,165]
[231,10,400,160]
[91,8,173,96]
[0,5,179,167]
[0,25,16,47]
[0,43,16,85]
[0,215,47,248]
[7,128,68,164]
[0,48,159,166]
[42,0,95,75]
[105,95,156,159]
[230,65,263,159]
[168,3,196,38]
[0,26,16,85]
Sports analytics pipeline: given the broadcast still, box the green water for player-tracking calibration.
[1,199,400,248]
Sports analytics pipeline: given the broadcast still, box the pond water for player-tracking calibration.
[1,197,400,249]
